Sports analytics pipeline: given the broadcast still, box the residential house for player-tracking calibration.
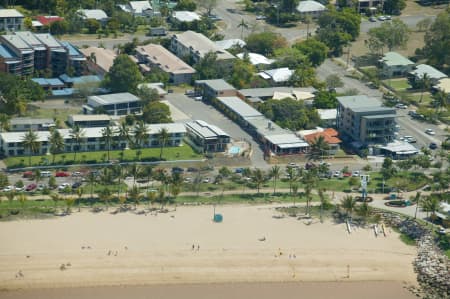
[194,79,236,100]
[9,117,55,132]
[83,93,142,116]
[171,11,201,25]
[170,31,235,65]
[408,64,448,86]
[238,87,315,103]
[213,96,309,155]
[317,108,337,127]
[0,123,186,157]
[353,0,383,13]
[378,52,415,78]
[236,52,274,69]
[80,46,117,76]
[67,114,112,128]
[185,120,231,152]
[434,78,450,94]
[35,16,64,27]
[337,95,397,145]
[77,9,108,23]
[0,9,24,31]
[34,33,69,76]
[119,1,153,16]
[296,1,326,18]
[302,128,341,155]
[258,67,294,85]
[135,44,196,84]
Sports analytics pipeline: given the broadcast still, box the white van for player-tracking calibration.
[40,171,51,177]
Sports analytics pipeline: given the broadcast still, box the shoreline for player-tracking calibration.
[0,204,418,292]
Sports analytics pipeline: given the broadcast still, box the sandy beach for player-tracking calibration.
[0,204,417,296]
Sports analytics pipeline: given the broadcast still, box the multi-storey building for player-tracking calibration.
[185,120,230,152]
[0,34,34,75]
[0,9,24,31]
[83,93,142,116]
[337,95,396,145]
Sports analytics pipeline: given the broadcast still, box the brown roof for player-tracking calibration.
[80,47,117,72]
[303,129,341,145]
[136,44,196,75]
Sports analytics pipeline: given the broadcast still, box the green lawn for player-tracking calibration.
[409,93,433,106]
[5,144,202,168]
[384,79,411,91]
[26,106,81,129]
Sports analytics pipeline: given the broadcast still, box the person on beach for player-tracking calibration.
[197,245,200,251]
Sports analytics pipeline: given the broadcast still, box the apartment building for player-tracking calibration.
[336,95,396,145]
[185,120,230,152]
[170,31,235,65]
[0,34,33,75]
[195,79,236,101]
[0,123,186,157]
[9,117,55,132]
[83,93,142,116]
[135,44,196,84]
[79,46,117,76]
[0,9,24,31]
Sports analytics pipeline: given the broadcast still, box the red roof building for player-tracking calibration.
[303,128,341,154]
[35,16,64,26]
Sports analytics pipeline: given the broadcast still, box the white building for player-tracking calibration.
[171,11,201,23]
[77,9,108,22]
[258,67,294,85]
[409,64,448,86]
[185,120,230,152]
[296,1,326,18]
[0,9,24,31]
[0,123,186,157]
[378,52,415,78]
[10,118,55,132]
[236,52,275,67]
[83,93,142,116]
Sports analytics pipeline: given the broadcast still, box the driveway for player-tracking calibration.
[165,93,269,169]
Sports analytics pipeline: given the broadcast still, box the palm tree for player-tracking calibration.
[21,129,40,166]
[286,166,298,195]
[101,125,114,161]
[76,187,84,212]
[269,165,281,195]
[128,163,141,185]
[251,168,266,194]
[237,18,249,39]
[419,73,431,103]
[65,197,75,214]
[34,169,41,185]
[128,185,141,208]
[17,194,27,212]
[5,191,15,213]
[340,195,356,221]
[422,196,440,223]
[70,125,85,162]
[50,193,62,211]
[432,90,449,113]
[86,171,97,200]
[356,201,372,221]
[303,15,312,39]
[318,188,327,223]
[308,136,330,161]
[0,113,10,131]
[116,122,130,155]
[98,187,112,209]
[158,128,170,159]
[292,183,299,207]
[141,165,153,192]
[48,128,65,164]
[133,120,148,149]
[147,190,157,209]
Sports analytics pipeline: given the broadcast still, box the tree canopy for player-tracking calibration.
[245,32,288,56]
[102,54,143,93]
[423,10,450,70]
[313,90,338,109]
[194,52,227,80]
[383,0,406,15]
[258,98,320,131]
[293,38,329,67]
[142,101,172,124]
[367,19,409,53]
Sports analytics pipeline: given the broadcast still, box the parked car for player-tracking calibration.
[22,171,33,179]
[58,183,70,191]
[343,172,352,177]
[2,185,13,192]
[378,15,387,21]
[305,162,316,170]
[183,177,192,183]
[352,170,360,177]
[408,110,417,116]
[72,182,82,189]
[406,137,417,143]
[55,171,70,177]
[172,167,184,174]
[385,15,392,20]
[194,96,203,101]
[26,183,37,191]
[187,167,198,172]
[185,90,195,96]
[425,129,435,135]
[72,171,82,177]
[202,178,210,183]
[429,142,438,150]
[369,17,377,22]
[395,103,407,109]
[235,167,244,173]
[15,186,24,192]
[333,171,341,177]
[256,15,266,20]
[37,184,46,191]
[288,162,299,168]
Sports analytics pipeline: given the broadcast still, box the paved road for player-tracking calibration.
[165,93,269,169]
[360,14,437,33]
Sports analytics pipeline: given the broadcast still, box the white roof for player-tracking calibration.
[173,31,235,61]
[129,1,152,13]
[77,9,108,20]
[292,90,315,100]
[296,1,326,13]
[317,109,337,120]
[410,64,448,80]
[272,91,295,100]
[264,133,309,149]
[258,68,293,83]
[216,96,262,118]
[32,20,43,27]
[87,93,140,106]
[380,140,419,155]
[237,52,275,65]
[434,78,450,93]
[172,11,201,22]
[0,9,24,18]
[69,114,111,122]
[215,39,246,50]
[297,127,325,138]
[185,120,229,139]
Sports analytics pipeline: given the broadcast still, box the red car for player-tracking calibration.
[25,183,37,191]
[343,172,352,177]
[55,171,70,177]
[22,171,33,178]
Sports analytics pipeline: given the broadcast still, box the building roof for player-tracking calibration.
[196,79,235,91]
[410,64,448,80]
[77,9,108,20]
[59,74,101,85]
[88,93,141,106]
[0,131,51,143]
[264,133,309,149]
[35,15,64,26]
[362,113,397,119]
[138,82,168,96]
[237,52,275,65]
[10,117,54,126]
[51,88,74,96]
[0,44,16,59]
[31,77,64,87]
[35,33,63,48]
[61,41,84,58]
[1,34,32,50]
[172,11,201,22]
[380,140,419,155]
[215,39,246,50]
[68,114,111,122]
[129,1,152,13]
[317,108,337,120]
[216,96,262,118]
[352,106,395,114]
[258,68,293,82]
[296,0,326,13]
[136,44,195,75]
[434,78,450,93]
[0,9,23,18]
[14,31,45,48]
[80,46,117,73]
[337,95,383,109]
[185,120,230,139]
[31,20,43,27]
[380,52,414,67]
[303,128,341,145]
[173,31,235,61]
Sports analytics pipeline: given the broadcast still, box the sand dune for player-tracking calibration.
[0,204,417,290]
